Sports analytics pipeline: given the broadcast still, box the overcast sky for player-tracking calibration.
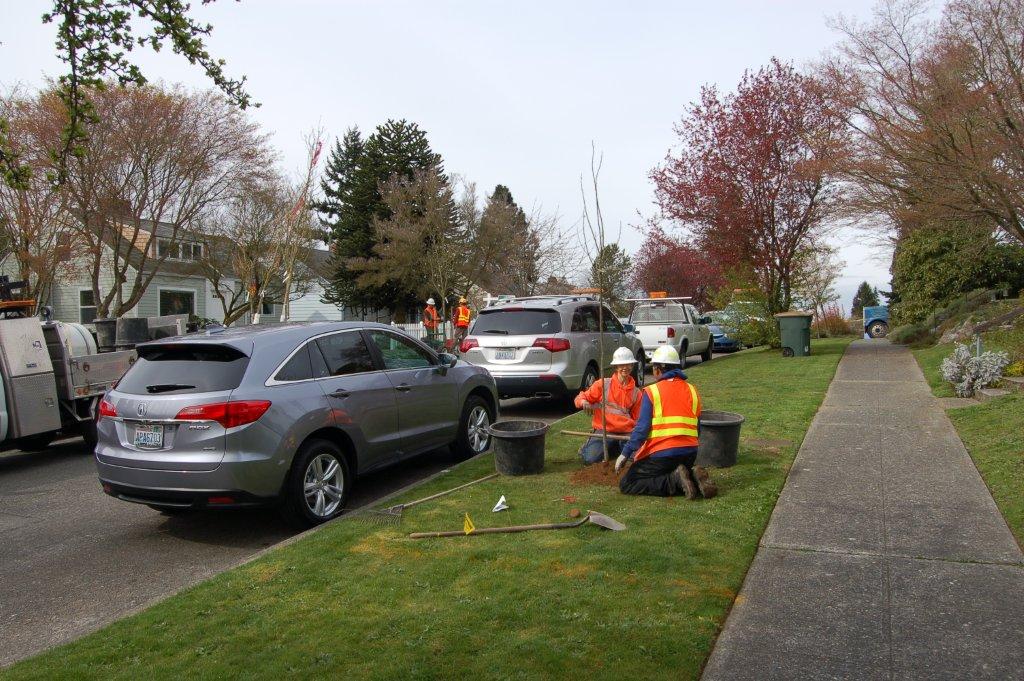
[1,0,893,310]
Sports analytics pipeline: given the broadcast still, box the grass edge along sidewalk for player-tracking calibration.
[913,346,1024,547]
[3,338,852,681]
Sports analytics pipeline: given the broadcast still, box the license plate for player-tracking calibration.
[133,424,164,449]
[495,349,515,360]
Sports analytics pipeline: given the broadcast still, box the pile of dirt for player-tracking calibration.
[568,460,624,487]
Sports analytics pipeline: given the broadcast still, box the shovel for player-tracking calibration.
[408,511,625,538]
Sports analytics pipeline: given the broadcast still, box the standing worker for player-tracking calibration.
[574,347,643,464]
[453,296,472,346]
[614,346,717,499]
[422,297,441,346]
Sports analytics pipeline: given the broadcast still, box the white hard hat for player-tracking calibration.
[651,345,681,365]
[610,347,637,366]
[426,298,435,305]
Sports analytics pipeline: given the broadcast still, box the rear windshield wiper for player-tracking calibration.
[146,383,196,393]
[481,329,509,334]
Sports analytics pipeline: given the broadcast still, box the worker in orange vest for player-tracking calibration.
[453,296,472,345]
[615,345,717,499]
[422,297,441,344]
[574,347,643,464]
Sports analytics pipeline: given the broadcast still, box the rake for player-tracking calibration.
[353,472,499,527]
[408,510,626,538]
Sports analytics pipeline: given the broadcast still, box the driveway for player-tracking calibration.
[0,404,569,668]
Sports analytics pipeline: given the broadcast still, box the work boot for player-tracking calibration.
[692,466,717,499]
[674,464,698,500]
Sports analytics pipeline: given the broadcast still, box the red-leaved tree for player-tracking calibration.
[629,226,723,310]
[651,58,844,313]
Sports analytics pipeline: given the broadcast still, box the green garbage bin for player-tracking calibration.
[774,311,813,357]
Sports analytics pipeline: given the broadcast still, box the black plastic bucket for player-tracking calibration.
[94,318,117,352]
[488,420,548,475]
[696,410,745,468]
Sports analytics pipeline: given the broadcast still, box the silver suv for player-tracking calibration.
[95,322,498,526]
[459,295,645,400]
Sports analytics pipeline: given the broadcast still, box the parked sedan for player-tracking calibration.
[94,322,499,526]
[708,324,741,352]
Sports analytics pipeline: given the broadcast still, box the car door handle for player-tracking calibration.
[328,389,350,399]
[394,384,412,392]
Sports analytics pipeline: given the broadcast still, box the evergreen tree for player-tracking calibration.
[590,244,632,314]
[317,120,444,317]
[483,184,539,296]
[850,281,880,317]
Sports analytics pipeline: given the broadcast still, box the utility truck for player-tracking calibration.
[0,277,136,452]
[626,294,713,365]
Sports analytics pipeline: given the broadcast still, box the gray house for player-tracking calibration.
[0,218,344,326]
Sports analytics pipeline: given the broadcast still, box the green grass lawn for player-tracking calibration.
[945,393,1024,546]
[2,339,851,681]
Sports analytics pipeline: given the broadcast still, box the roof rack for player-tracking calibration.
[486,294,598,307]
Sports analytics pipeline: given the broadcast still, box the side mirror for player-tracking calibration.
[699,316,712,325]
[623,323,636,334]
[437,352,458,374]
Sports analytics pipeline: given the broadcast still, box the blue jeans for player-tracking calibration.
[578,436,625,464]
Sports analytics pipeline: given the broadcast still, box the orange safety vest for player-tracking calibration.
[423,305,440,330]
[634,377,701,461]
[455,305,471,328]
[576,376,642,433]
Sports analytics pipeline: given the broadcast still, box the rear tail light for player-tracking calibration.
[459,338,479,353]
[532,337,571,352]
[98,398,118,420]
[667,328,676,338]
[174,400,272,429]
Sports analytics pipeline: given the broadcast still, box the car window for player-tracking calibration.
[570,306,599,333]
[315,331,375,377]
[274,344,313,382]
[630,303,686,324]
[118,344,249,395]
[474,309,562,335]
[367,330,435,370]
[601,308,623,333]
[686,305,701,323]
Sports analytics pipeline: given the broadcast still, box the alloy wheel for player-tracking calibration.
[303,453,345,518]
[467,405,491,453]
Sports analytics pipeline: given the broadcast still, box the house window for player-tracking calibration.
[157,239,179,260]
[156,239,202,261]
[79,290,97,324]
[159,289,195,316]
[261,301,274,315]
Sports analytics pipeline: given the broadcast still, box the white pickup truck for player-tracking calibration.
[627,298,713,365]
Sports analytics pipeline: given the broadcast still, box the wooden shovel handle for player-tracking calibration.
[559,429,630,441]
[410,516,589,539]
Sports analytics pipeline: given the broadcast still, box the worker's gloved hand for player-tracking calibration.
[575,398,593,413]
[614,454,628,473]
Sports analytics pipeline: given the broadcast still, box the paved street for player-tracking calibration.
[702,341,1024,679]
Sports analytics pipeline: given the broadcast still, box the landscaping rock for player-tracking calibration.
[938,319,974,344]
[976,387,1011,401]
[1002,376,1024,393]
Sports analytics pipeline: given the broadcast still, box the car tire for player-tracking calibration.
[701,342,713,363]
[283,439,350,528]
[580,364,599,391]
[80,420,98,450]
[452,395,494,461]
[867,321,888,338]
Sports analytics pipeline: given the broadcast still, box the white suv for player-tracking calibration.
[459,296,645,400]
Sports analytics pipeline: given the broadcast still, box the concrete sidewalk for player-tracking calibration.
[703,340,1024,680]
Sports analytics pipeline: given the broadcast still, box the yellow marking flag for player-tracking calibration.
[463,513,476,535]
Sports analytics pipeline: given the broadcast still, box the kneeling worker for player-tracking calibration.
[614,346,717,499]
[574,347,643,464]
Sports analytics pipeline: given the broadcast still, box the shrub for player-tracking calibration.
[1006,360,1024,378]
[812,307,852,337]
[940,343,1011,397]
[888,323,935,346]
